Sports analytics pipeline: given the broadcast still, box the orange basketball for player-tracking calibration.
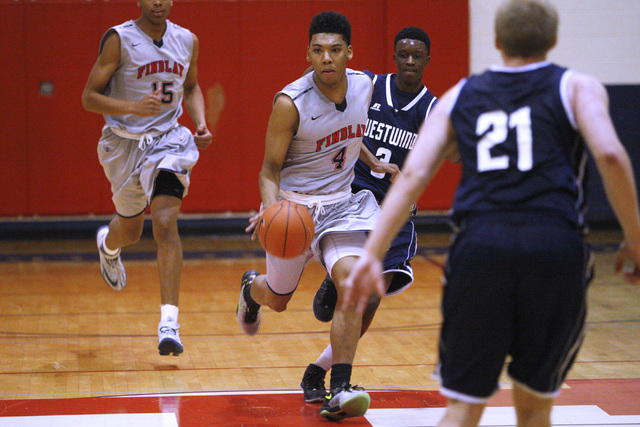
[257,200,315,259]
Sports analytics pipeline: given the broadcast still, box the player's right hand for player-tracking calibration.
[132,87,163,117]
[614,241,640,284]
[341,252,386,315]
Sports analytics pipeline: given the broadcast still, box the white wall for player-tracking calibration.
[469,0,640,84]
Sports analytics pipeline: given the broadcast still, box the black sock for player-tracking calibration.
[329,363,352,391]
[243,283,260,307]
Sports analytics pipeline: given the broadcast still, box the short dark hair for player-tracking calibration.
[394,26,431,54]
[309,11,352,46]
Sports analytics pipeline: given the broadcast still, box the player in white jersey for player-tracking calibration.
[81,0,212,357]
[301,26,444,404]
[235,11,397,421]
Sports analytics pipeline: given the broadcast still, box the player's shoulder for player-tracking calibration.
[346,68,374,91]
[279,73,314,102]
[166,20,193,36]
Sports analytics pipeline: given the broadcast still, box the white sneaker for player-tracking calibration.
[96,226,126,291]
[320,385,371,421]
[158,321,183,356]
[236,270,261,336]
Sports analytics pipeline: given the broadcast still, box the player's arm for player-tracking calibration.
[358,142,400,179]
[81,31,162,117]
[343,87,458,313]
[183,33,212,150]
[571,72,640,282]
[245,94,299,236]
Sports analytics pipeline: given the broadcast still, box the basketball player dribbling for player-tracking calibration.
[300,26,447,404]
[235,11,398,421]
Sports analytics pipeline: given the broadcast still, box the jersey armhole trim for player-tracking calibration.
[560,69,577,130]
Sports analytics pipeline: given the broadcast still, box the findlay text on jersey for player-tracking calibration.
[137,60,185,79]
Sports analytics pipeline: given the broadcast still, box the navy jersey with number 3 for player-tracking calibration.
[449,62,586,228]
[353,71,437,202]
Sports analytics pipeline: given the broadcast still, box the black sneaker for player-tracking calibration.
[236,270,261,335]
[300,364,327,403]
[319,383,370,421]
[313,274,338,322]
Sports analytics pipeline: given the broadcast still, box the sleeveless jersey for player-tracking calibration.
[278,69,373,195]
[354,71,437,201]
[101,20,193,135]
[449,62,586,228]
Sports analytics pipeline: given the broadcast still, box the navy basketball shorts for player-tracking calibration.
[383,220,417,296]
[437,216,593,403]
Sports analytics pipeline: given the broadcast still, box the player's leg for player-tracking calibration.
[97,213,144,291]
[96,129,148,291]
[436,220,514,425]
[512,384,553,427]
[150,171,186,356]
[507,220,591,425]
[236,252,309,335]
[437,399,485,427]
[317,231,371,420]
[303,221,416,402]
[301,274,386,403]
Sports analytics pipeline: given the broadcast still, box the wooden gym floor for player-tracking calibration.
[0,228,638,426]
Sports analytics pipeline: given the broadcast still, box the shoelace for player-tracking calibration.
[159,326,178,337]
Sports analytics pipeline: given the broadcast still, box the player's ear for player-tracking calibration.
[347,45,353,60]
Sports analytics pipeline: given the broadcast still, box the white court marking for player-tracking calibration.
[366,405,640,427]
[0,413,178,427]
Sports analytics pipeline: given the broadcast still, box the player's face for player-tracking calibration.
[393,39,430,89]
[138,0,172,25]
[307,33,353,87]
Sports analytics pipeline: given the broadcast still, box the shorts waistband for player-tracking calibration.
[457,211,577,229]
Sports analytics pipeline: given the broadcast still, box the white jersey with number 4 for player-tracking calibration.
[278,69,373,195]
[101,20,193,136]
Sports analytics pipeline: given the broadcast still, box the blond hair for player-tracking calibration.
[495,0,558,57]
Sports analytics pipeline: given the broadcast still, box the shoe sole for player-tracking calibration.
[320,393,371,420]
[158,338,184,356]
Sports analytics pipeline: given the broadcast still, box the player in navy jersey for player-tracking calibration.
[82,0,212,356]
[343,1,640,426]
[300,27,442,403]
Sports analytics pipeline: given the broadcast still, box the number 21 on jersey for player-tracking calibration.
[476,106,532,172]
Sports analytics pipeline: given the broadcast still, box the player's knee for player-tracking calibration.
[119,227,143,246]
[364,295,381,314]
[267,293,291,313]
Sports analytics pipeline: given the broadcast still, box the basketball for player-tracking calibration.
[257,200,315,259]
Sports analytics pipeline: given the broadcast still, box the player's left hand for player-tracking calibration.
[371,162,400,181]
[340,252,385,315]
[194,125,212,149]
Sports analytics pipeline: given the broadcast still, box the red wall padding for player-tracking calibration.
[0,0,467,217]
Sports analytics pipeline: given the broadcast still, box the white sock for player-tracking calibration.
[102,236,119,256]
[160,304,179,324]
[315,344,333,371]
